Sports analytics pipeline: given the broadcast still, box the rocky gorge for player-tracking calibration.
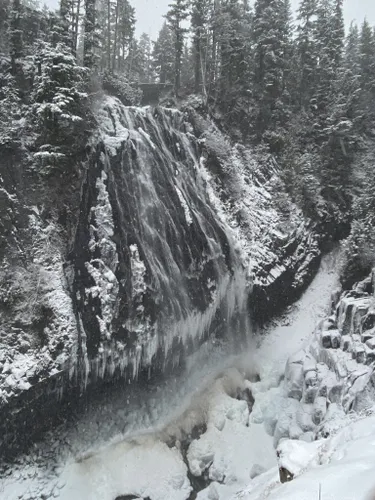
[0,95,323,457]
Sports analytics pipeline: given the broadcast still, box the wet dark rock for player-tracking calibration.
[279,467,294,483]
[321,331,332,349]
[237,387,255,413]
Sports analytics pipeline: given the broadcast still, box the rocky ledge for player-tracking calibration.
[268,270,375,446]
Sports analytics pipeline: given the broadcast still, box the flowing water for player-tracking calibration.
[67,96,251,392]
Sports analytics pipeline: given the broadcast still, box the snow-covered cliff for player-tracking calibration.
[0,96,321,454]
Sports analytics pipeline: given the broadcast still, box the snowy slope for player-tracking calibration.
[235,413,375,500]
[0,248,342,500]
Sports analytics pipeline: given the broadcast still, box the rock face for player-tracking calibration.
[0,96,321,454]
[273,271,375,444]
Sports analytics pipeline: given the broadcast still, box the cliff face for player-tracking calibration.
[0,96,321,454]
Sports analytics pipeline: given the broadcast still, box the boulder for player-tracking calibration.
[362,310,375,333]
[305,370,318,387]
[341,337,351,352]
[330,330,341,349]
[365,346,375,365]
[286,363,304,401]
[303,386,318,404]
[321,331,332,349]
[328,383,343,404]
[312,397,327,425]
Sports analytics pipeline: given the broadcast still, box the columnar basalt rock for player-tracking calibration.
[275,271,375,445]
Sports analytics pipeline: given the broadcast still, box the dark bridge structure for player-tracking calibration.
[138,83,174,105]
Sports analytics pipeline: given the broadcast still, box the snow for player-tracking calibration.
[235,414,375,500]
[0,247,346,500]
[252,248,341,387]
[175,185,193,225]
[59,438,191,500]
[129,243,147,299]
[185,372,276,499]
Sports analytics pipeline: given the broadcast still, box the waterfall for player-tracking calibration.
[69,96,251,390]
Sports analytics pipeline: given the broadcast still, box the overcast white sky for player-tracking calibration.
[45,0,375,40]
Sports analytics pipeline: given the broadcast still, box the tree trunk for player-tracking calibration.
[194,29,201,93]
[107,0,111,71]
[112,0,118,72]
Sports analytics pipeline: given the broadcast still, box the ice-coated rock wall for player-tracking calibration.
[0,95,321,454]
[68,97,251,390]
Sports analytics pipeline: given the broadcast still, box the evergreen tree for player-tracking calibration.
[296,0,318,109]
[152,22,175,84]
[0,71,21,147]
[331,0,345,68]
[345,22,361,70]
[190,0,212,94]
[252,0,292,140]
[31,41,88,174]
[359,19,375,92]
[59,0,73,50]
[8,0,24,75]
[83,0,96,68]
[180,42,193,90]
[137,33,153,82]
[0,0,10,52]
[312,0,334,120]
[165,0,189,94]
[117,0,136,73]
[217,0,252,98]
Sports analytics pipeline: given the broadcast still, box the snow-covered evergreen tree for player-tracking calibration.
[30,41,88,174]
[8,0,24,74]
[296,0,318,109]
[252,0,292,141]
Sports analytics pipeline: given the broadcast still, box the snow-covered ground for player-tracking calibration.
[235,412,375,500]
[3,247,375,500]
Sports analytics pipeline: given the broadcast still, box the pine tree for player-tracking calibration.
[137,33,153,83]
[0,71,21,147]
[117,0,136,73]
[296,0,318,109]
[312,0,334,119]
[216,0,252,100]
[31,41,88,174]
[0,0,10,53]
[359,19,375,92]
[346,22,361,70]
[180,42,193,90]
[331,0,345,68]
[83,0,96,68]
[165,0,189,94]
[152,22,175,84]
[8,0,24,75]
[190,0,212,94]
[252,0,292,139]
[59,0,73,50]
[316,0,350,211]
